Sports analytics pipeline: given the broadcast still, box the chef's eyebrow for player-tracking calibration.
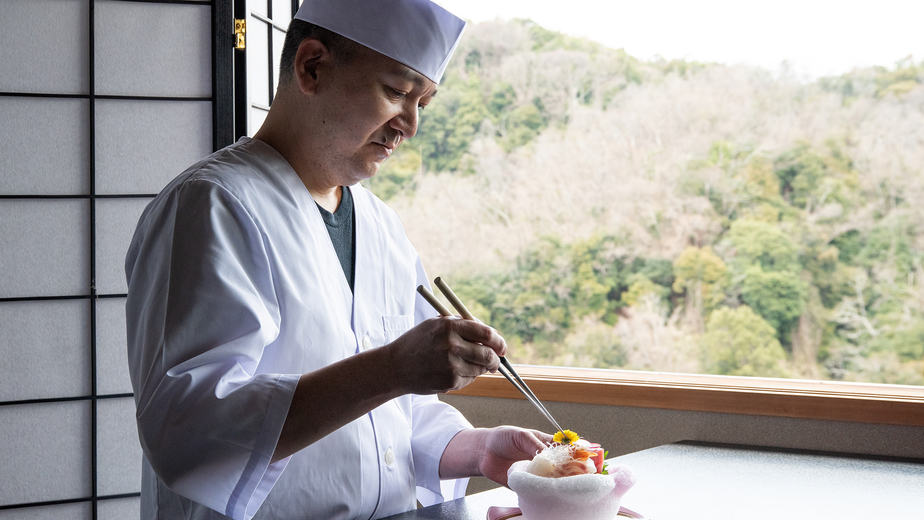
[400,67,439,97]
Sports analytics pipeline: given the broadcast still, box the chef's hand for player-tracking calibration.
[387,316,506,394]
[440,426,553,487]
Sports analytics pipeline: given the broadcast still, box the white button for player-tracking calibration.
[384,448,395,467]
[362,335,372,351]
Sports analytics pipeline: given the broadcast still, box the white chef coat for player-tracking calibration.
[125,137,471,520]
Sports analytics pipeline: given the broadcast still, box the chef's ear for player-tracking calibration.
[293,38,329,95]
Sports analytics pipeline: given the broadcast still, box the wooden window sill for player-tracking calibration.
[447,366,924,427]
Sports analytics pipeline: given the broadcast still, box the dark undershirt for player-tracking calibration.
[316,187,356,292]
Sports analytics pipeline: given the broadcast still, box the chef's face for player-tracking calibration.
[315,45,437,184]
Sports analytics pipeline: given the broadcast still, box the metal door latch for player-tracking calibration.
[234,19,246,50]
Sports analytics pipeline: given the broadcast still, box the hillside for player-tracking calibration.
[366,19,924,385]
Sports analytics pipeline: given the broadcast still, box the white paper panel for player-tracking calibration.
[96,297,132,395]
[0,200,89,299]
[0,402,91,506]
[273,0,293,23]
[97,497,140,520]
[0,502,91,520]
[273,27,286,95]
[251,0,269,18]
[0,0,89,95]
[248,17,271,108]
[0,97,90,196]
[95,198,151,295]
[95,99,212,195]
[0,300,91,401]
[97,398,142,496]
[250,106,269,137]
[95,1,211,97]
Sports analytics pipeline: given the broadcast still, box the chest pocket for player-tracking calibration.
[382,314,415,344]
[365,315,415,351]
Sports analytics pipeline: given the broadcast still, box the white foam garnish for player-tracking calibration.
[526,443,596,477]
[537,443,576,467]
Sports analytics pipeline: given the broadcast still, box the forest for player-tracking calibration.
[364,19,924,385]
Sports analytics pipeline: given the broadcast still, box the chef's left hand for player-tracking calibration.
[478,426,553,486]
[440,426,553,487]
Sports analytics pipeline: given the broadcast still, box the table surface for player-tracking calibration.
[383,442,924,520]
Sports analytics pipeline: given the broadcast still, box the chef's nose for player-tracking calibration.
[389,103,418,139]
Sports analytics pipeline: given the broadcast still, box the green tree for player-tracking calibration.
[727,219,800,273]
[498,102,547,152]
[487,82,517,117]
[454,234,631,346]
[416,74,489,172]
[869,316,924,361]
[673,246,727,305]
[363,146,421,200]
[804,244,856,309]
[673,245,727,332]
[773,141,858,212]
[673,246,727,287]
[740,266,807,343]
[874,56,923,97]
[701,306,788,377]
[621,274,669,308]
[562,320,627,368]
[856,218,917,277]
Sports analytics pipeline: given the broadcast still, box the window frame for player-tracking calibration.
[450,366,924,427]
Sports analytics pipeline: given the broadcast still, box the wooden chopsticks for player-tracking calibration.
[417,278,566,436]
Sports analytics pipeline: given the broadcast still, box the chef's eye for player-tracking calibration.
[388,87,406,99]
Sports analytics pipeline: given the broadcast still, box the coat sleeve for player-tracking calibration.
[409,255,474,505]
[411,394,473,506]
[125,178,299,520]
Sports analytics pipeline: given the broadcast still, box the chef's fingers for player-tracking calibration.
[520,429,553,454]
[451,319,507,357]
[451,341,501,373]
[529,429,555,446]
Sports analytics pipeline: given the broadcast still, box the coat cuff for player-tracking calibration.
[226,373,300,520]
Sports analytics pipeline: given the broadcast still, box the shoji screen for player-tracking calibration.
[0,1,233,518]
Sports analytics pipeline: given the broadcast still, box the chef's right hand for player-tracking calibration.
[386,316,507,394]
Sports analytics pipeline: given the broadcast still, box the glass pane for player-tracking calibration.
[0,402,91,506]
[375,7,924,386]
[247,18,271,108]
[0,0,89,95]
[96,297,132,396]
[95,198,152,295]
[0,97,90,196]
[272,0,292,24]
[272,27,286,98]
[95,1,211,97]
[249,106,269,137]
[0,300,91,401]
[97,398,142,496]
[0,502,91,520]
[250,0,268,18]
[97,497,139,520]
[0,200,89,299]
[95,99,212,195]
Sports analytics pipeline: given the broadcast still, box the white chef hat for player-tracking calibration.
[294,0,466,84]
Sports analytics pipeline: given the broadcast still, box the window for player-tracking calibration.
[366,2,924,423]
[238,0,299,137]
[374,2,924,386]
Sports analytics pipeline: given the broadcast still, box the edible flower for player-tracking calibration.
[552,429,580,445]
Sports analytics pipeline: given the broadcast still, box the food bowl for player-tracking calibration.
[507,460,636,520]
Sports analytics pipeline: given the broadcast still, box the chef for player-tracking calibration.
[125,0,550,519]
